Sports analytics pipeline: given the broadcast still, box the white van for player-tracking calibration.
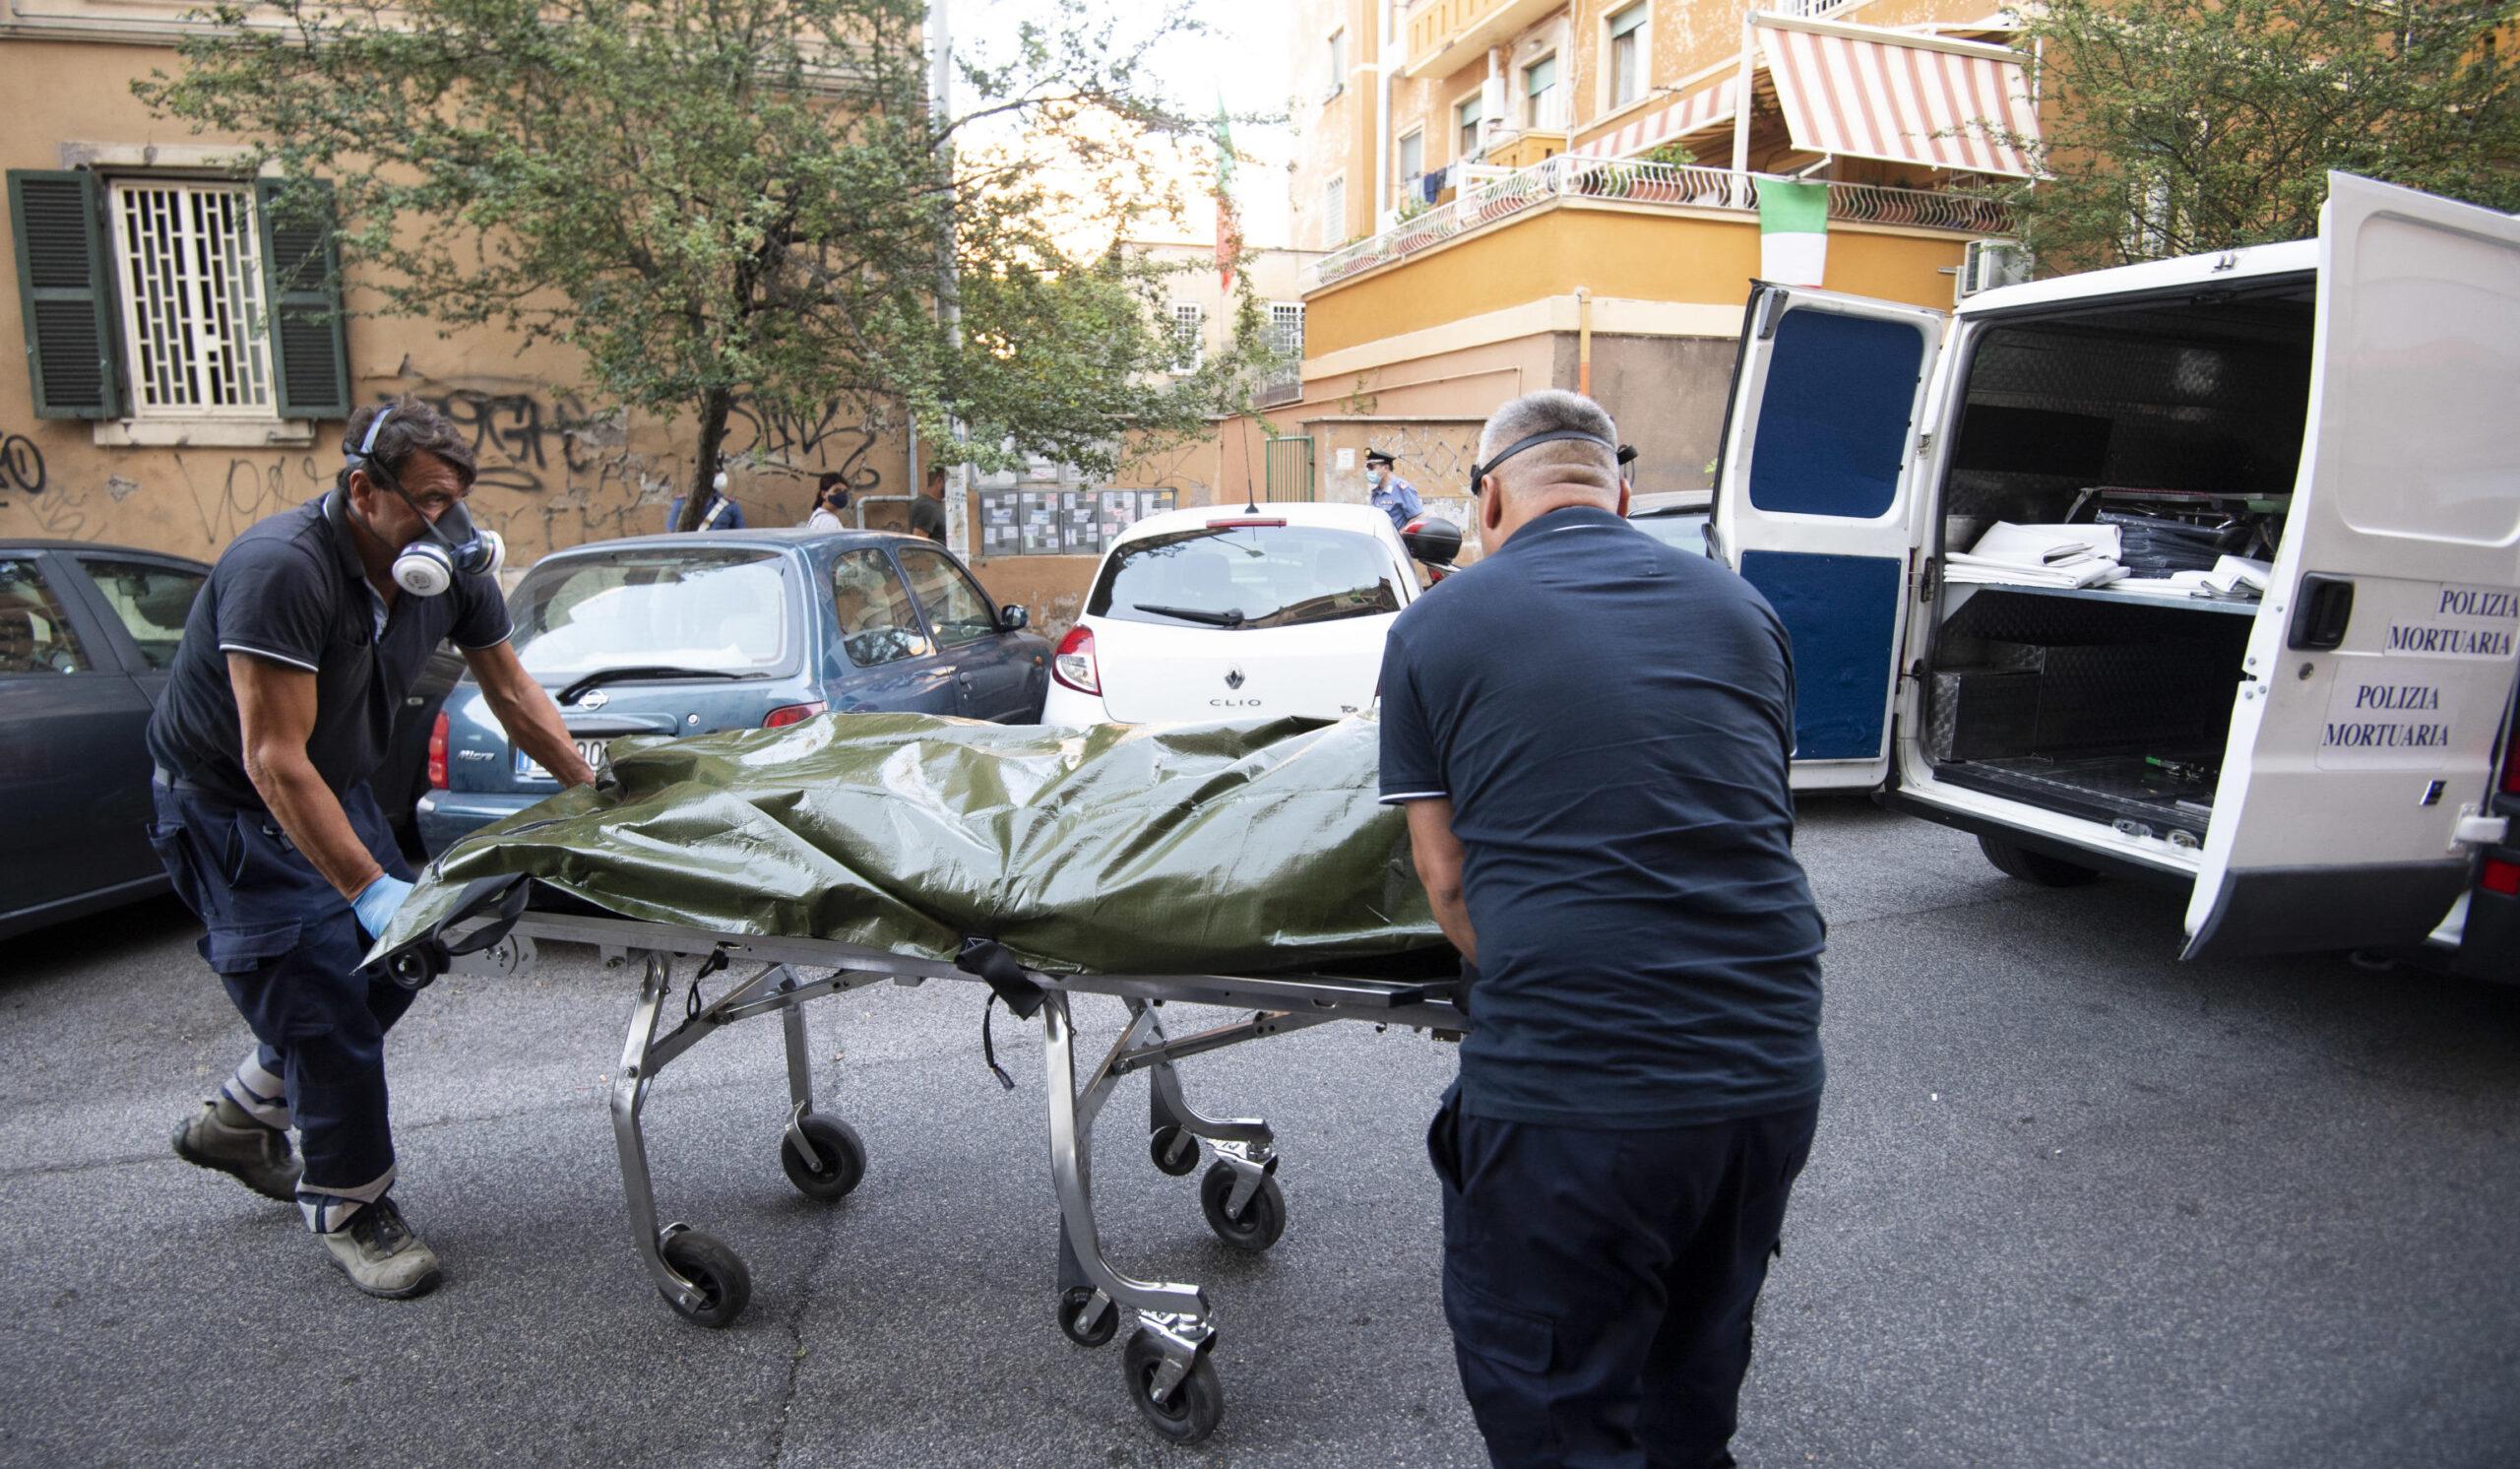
[1708,173,2519,977]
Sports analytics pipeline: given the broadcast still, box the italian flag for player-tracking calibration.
[1760,180,1828,287]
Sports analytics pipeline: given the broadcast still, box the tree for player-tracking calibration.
[2004,0,2520,269]
[139,0,1269,531]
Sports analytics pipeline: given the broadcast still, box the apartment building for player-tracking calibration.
[1281,0,2037,504]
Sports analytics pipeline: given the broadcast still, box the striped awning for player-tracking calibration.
[1571,77,1741,160]
[1759,15,2040,178]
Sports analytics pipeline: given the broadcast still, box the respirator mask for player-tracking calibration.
[346,407,504,597]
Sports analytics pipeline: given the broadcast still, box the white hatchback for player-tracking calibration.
[1041,502,1424,725]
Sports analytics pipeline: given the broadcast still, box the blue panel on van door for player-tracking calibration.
[1747,310,1924,518]
[1739,550,1901,761]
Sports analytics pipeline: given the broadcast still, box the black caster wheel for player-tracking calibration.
[659,1230,751,1328]
[780,1115,866,1202]
[1149,1124,1200,1177]
[1198,1161,1286,1252]
[1057,1285,1120,1347]
[1121,1328,1225,1444]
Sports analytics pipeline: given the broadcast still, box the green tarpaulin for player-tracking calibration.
[370,713,1442,976]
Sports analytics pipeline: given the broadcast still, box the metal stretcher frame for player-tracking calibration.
[414,901,1465,1444]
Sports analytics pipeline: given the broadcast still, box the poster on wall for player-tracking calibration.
[977,488,1178,557]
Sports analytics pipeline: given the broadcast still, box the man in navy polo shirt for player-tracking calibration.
[1380,389,1824,1468]
[149,397,595,1299]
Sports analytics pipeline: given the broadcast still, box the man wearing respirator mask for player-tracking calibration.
[145,397,594,1299]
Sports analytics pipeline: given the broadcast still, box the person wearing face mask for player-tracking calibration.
[804,471,851,530]
[146,397,596,1299]
[1364,447,1422,532]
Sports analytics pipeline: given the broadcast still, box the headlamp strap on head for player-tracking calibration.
[1470,428,1618,496]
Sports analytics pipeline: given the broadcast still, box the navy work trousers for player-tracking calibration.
[149,776,416,1231]
[1427,1094,1821,1469]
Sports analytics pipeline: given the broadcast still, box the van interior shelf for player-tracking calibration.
[1940,581,2261,618]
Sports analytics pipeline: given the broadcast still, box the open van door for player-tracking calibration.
[2185,173,2520,959]
[1712,284,1945,790]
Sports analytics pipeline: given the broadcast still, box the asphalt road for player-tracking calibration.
[2,798,2515,1468]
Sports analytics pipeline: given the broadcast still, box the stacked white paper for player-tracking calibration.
[1947,522,2131,589]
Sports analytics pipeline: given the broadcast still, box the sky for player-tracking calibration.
[954,0,1296,249]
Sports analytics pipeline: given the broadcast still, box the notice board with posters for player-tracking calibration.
[977,488,1177,557]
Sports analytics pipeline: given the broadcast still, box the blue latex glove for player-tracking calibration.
[352,873,415,939]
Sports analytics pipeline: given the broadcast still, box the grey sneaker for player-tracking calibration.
[319,1197,443,1300]
[171,1101,300,1202]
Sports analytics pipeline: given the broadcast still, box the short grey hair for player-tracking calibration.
[1475,389,1619,494]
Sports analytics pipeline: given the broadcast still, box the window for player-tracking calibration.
[511,547,791,677]
[1524,55,1562,131]
[1607,5,1648,111]
[1325,29,1348,100]
[107,181,277,417]
[5,168,350,423]
[0,560,92,675]
[895,545,1001,647]
[830,548,932,667]
[1322,177,1346,246]
[76,557,205,670]
[1087,525,1403,632]
[1397,130,1424,199]
[1269,302,1305,362]
[1168,302,1206,372]
[1456,94,1485,159]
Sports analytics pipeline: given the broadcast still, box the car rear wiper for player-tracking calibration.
[555,665,746,705]
[1130,603,1245,628]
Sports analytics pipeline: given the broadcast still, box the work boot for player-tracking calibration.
[171,1099,300,1203]
[319,1196,443,1300]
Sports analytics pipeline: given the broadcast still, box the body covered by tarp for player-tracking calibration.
[370,713,1442,975]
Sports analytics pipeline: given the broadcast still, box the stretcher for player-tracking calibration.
[381,880,1465,1445]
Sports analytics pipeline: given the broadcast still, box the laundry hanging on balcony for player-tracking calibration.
[1758,15,2041,178]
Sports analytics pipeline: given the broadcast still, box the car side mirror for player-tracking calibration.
[999,604,1031,632]
[1402,517,1463,568]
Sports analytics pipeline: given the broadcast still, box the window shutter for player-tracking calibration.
[7,169,123,419]
[255,177,350,419]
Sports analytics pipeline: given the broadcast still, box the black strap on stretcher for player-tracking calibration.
[372,875,532,990]
[957,938,1046,1092]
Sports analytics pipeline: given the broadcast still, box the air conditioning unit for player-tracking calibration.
[1957,238,2034,301]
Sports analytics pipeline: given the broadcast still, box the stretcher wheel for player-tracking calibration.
[660,1230,751,1328]
[1979,835,2102,888]
[1121,1329,1224,1444]
[1198,1162,1286,1252]
[1057,1285,1120,1347]
[1149,1125,1199,1177]
[780,1116,866,1202]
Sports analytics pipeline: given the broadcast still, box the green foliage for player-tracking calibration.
[2006,0,2520,268]
[137,0,1270,523]
[1637,141,1697,170]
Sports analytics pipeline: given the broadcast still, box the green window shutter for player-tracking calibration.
[7,169,123,419]
[256,177,350,419]
[1609,5,1648,40]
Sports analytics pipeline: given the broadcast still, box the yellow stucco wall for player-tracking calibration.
[1305,202,1962,358]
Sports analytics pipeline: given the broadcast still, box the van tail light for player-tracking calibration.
[2501,721,2520,797]
[764,701,827,729]
[1053,625,1100,695]
[2481,858,2520,898]
[426,712,449,790]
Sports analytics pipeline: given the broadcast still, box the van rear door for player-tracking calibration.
[2185,173,2520,959]
[1712,284,1945,790]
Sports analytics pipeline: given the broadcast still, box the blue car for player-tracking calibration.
[417,529,1051,855]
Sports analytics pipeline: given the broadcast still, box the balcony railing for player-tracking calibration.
[1303,157,2017,291]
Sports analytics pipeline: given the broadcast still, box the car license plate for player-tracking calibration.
[516,738,607,782]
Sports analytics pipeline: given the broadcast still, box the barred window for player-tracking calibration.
[106,180,276,416]
[1169,302,1205,372]
[1269,302,1305,362]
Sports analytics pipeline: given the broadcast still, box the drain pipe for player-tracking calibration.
[1575,286,1593,396]
[1374,0,1393,223]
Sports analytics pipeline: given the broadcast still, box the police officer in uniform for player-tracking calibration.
[1365,447,1422,531]
[152,398,596,1298]
[1379,390,1824,1468]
